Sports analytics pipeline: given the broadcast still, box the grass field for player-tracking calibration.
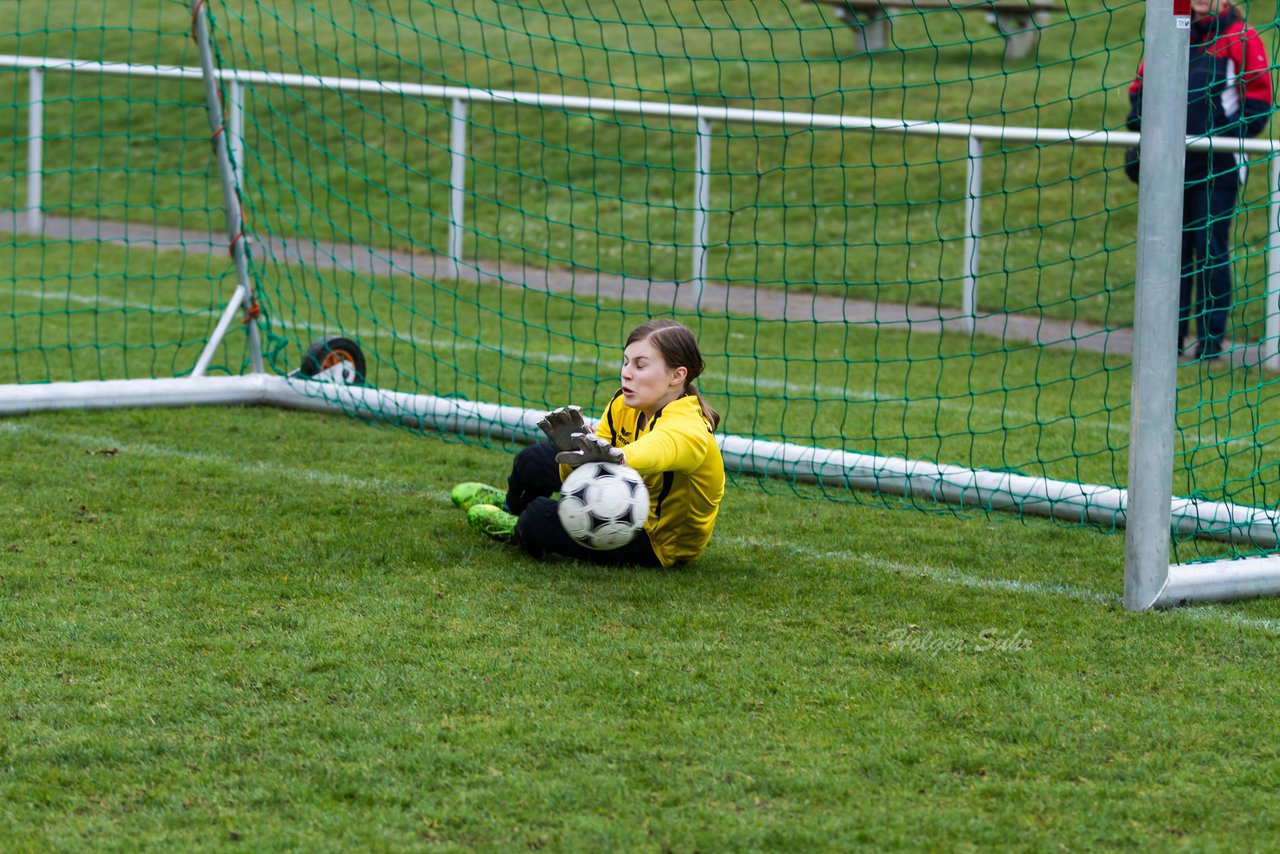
[8,2,1280,848]
[4,405,1280,850]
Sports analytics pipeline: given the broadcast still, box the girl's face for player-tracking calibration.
[1191,0,1225,18]
[620,337,688,417]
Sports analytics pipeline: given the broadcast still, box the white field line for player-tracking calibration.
[5,418,1278,632]
[726,536,1119,605]
[9,285,1123,429]
[8,285,884,400]
[0,420,437,500]
[10,286,1273,458]
[723,536,1280,634]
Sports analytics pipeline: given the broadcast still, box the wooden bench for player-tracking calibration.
[805,0,1067,62]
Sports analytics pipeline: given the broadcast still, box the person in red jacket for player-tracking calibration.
[451,319,726,567]
[1127,0,1273,364]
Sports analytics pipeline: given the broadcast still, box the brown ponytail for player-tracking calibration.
[684,381,720,431]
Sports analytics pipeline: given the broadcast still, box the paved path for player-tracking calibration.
[3,210,1139,358]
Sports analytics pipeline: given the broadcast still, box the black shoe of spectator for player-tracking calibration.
[1200,340,1225,363]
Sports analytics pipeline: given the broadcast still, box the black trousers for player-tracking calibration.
[1179,177,1240,351]
[506,442,661,567]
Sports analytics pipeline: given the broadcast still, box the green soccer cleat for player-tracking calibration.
[451,482,507,512]
[467,503,518,541]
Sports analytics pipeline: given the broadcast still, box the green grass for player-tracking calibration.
[2,0,1278,330]
[3,404,1280,850]
[6,5,1280,847]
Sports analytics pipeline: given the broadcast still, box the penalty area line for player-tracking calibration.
[7,286,1123,437]
[0,420,450,503]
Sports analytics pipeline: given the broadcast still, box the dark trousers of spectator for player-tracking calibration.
[1179,178,1240,353]
[505,441,661,567]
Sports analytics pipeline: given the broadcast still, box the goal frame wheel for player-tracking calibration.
[299,337,366,385]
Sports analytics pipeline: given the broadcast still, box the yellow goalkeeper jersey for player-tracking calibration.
[568,391,725,566]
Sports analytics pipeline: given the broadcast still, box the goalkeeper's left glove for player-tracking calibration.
[555,432,625,468]
[537,405,586,452]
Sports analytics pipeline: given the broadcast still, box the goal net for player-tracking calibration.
[3,0,1280,575]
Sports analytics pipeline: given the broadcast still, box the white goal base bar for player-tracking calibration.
[1156,555,1280,607]
[4,373,1280,606]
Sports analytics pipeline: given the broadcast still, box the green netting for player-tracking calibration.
[3,0,1279,563]
[0,3,239,380]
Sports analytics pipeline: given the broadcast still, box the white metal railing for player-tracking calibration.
[5,53,1280,362]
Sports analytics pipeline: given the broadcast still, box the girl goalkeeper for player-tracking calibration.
[451,319,725,567]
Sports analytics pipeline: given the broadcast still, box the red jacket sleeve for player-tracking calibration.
[1235,25,1274,137]
[1127,60,1145,131]
[1231,27,1272,99]
[1130,60,1145,97]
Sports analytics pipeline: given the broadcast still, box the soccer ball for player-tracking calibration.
[557,462,650,550]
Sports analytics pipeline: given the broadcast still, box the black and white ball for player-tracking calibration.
[557,462,649,550]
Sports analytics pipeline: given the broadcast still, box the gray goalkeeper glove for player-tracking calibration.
[554,432,625,468]
[537,405,587,452]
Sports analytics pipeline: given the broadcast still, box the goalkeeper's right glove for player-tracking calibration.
[555,432,625,468]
